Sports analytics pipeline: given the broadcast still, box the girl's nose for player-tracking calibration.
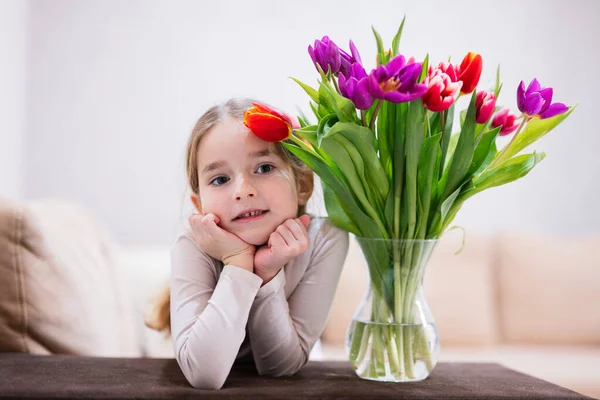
[234,178,257,201]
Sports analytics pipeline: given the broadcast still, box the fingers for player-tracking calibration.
[189,212,221,237]
[281,218,305,242]
[269,231,287,249]
[299,214,311,228]
[276,218,310,250]
[188,211,203,226]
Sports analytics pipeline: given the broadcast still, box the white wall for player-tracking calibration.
[23,0,600,245]
[0,0,28,200]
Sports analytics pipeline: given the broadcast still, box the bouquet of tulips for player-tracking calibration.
[243,17,575,380]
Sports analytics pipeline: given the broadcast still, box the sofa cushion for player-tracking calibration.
[424,231,500,346]
[321,231,500,346]
[496,232,600,345]
[0,197,142,356]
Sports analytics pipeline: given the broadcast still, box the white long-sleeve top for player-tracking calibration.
[170,216,349,390]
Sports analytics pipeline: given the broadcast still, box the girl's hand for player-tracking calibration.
[254,215,311,285]
[188,212,255,272]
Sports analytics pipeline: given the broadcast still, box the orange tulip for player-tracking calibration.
[458,52,482,95]
[243,103,293,142]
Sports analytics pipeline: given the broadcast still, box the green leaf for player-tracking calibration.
[310,102,325,121]
[318,136,384,229]
[391,102,408,238]
[294,125,340,174]
[427,179,471,238]
[418,54,429,82]
[438,104,454,180]
[468,126,501,176]
[391,16,406,56]
[416,133,442,239]
[318,80,356,123]
[317,114,338,147]
[282,142,380,238]
[475,151,546,192]
[478,140,498,174]
[493,65,502,98]
[297,116,308,128]
[385,101,398,177]
[332,134,376,208]
[318,82,335,114]
[440,91,477,201]
[377,101,390,178]
[322,181,361,235]
[428,112,441,137]
[296,107,312,128]
[496,105,577,163]
[290,77,320,104]
[439,152,546,233]
[404,99,425,240]
[372,26,385,65]
[324,122,390,202]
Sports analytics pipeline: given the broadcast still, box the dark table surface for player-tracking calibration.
[0,353,593,399]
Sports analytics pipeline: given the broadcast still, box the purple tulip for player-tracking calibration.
[368,55,428,103]
[517,78,568,119]
[339,40,363,77]
[308,36,342,75]
[338,63,374,110]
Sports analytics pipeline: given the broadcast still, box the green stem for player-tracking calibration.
[289,134,322,159]
[392,242,405,378]
[332,76,341,94]
[371,304,386,377]
[361,109,367,127]
[403,325,416,378]
[349,322,366,368]
[369,100,382,131]
[385,325,400,375]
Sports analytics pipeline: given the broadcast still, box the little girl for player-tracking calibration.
[147,98,349,390]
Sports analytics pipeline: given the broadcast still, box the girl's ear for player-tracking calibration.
[190,193,203,213]
[297,172,314,206]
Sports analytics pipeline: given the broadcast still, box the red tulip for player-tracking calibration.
[243,103,293,142]
[458,52,482,95]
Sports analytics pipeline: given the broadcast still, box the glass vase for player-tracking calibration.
[345,237,440,382]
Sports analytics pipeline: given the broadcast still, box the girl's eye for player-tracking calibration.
[210,176,229,186]
[257,164,275,174]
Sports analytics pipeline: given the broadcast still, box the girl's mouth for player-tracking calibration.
[233,210,269,223]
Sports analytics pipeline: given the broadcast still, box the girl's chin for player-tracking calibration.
[236,231,270,247]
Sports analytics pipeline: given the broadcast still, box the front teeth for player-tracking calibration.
[238,210,264,219]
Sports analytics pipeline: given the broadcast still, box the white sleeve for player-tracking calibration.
[170,234,263,390]
[246,222,349,376]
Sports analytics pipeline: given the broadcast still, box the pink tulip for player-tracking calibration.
[422,62,462,112]
[491,108,520,136]
[476,90,496,124]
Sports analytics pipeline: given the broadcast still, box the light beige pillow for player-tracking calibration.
[424,231,500,346]
[496,232,600,345]
[0,198,142,356]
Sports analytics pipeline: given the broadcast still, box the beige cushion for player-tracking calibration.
[496,232,600,345]
[322,231,499,346]
[425,230,500,346]
[0,197,142,356]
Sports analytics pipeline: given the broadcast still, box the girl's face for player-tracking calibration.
[193,117,301,246]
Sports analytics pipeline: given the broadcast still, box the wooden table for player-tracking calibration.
[0,353,592,399]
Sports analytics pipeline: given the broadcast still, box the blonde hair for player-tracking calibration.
[145,98,314,336]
